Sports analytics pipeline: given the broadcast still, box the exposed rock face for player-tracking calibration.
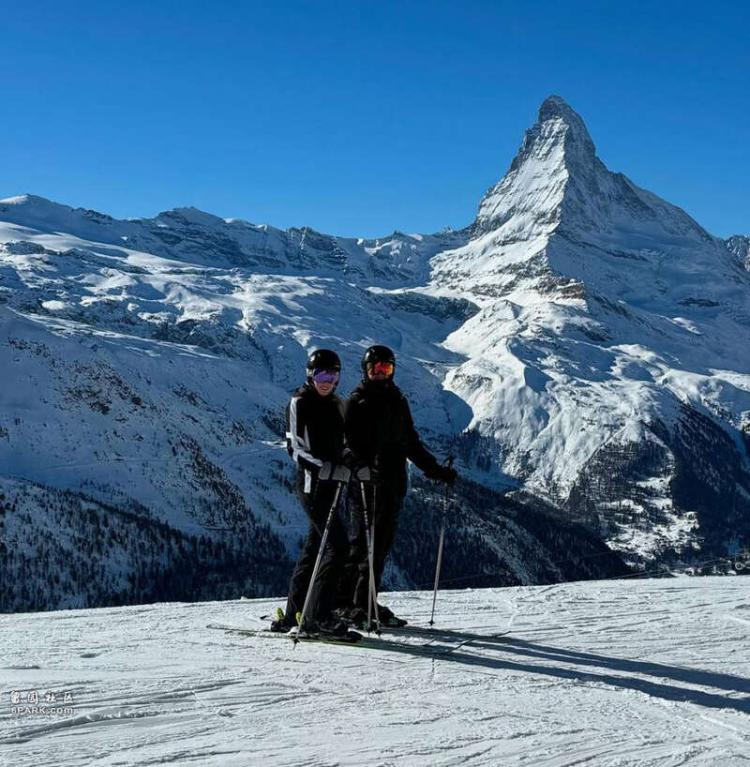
[726,235,750,271]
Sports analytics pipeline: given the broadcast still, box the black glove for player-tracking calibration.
[319,462,351,483]
[429,464,457,485]
[331,464,351,483]
[355,465,380,483]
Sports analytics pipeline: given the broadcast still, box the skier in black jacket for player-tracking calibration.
[341,345,457,628]
[271,349,351,636]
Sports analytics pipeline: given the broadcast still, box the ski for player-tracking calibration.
[206,623,363,645]
[263,612,406,631]
[206,621,509,661]
[208,622,440,657]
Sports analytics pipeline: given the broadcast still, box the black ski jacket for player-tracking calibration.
[345,379,442,496]
[285,383,346,489]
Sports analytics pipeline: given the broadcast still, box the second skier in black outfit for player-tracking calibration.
[342,345,457,628]
[272,349,351,637]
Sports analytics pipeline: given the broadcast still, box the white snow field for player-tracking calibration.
[2,577,749,766]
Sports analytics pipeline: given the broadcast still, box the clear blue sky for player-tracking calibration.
[2,0,748,238]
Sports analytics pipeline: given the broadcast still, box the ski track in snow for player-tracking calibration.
[1,577,749,766]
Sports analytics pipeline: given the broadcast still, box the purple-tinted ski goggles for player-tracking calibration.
[312,369,340,385]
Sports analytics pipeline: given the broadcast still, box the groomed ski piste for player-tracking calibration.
[2,577,749,766]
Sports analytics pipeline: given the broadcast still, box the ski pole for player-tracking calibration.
[294,480,344,645]
[429,456,454,627]
[370,483,380,632]
[359,480,381,634]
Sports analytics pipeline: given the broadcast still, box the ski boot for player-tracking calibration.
[289,616,361,643]
[341,607,369,630]
[318,617,353,639]
[269,607,296,633]
[376,603,408,628]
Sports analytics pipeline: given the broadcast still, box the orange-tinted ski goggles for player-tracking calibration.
[368,361,395,377]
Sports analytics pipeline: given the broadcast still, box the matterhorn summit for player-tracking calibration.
[435,96,741,306]
[473,95,596,239]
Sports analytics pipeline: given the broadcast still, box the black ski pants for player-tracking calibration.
[343,480,404,611]
[285,477,347,625]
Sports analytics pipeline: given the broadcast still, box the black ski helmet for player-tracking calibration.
[361,344,396,379]
[306,348,341,377]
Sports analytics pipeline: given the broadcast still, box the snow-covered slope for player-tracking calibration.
[2,96,750,613]
[2,578,749,765]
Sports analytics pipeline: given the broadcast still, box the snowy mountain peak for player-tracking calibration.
[538,94,586,124]
[472,96,584,239]
[0,193,70,215]
[535,95,596,163]
[429,98,750,566]
[153,206,228,227]
[472,95,716,254]
[0,193,115,235]
[0,193,36,205]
